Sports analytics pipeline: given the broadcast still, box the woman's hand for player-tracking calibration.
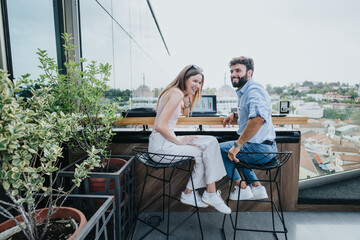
[178,136,198,145]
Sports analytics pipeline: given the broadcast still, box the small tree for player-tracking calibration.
[36,33,120,164]
[0,70,100,240]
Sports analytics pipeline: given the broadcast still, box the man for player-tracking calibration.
[220,56,277,200]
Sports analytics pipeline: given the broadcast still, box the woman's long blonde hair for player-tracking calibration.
[156,65,204,113]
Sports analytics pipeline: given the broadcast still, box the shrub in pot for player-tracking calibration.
[36,33,127,197]
[0,70,101,239]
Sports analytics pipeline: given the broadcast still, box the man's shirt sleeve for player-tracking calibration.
[246,88,270,122]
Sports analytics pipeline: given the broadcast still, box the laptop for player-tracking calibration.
[190,95,219,117]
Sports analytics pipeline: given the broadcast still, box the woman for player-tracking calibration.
[149,65,231,214]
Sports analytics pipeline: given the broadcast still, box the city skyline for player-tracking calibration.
[151,0,360,89]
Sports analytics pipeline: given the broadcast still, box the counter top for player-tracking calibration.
[115,116,308,126]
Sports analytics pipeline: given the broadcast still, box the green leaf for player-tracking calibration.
[0,137,9,150]
[11,190,19,196]
[28,148,37,153]
[3,181,10,190]
[0,170,6,178]
[11,172,20,180]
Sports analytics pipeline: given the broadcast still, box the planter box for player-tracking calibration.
[0,194,115,240]
[68,194,115,240]
[58,155,136,240]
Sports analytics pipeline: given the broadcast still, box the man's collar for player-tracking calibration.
[236,78,254,95]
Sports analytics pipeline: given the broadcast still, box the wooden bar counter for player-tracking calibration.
[115,115,308,126]
[109,115,307,212]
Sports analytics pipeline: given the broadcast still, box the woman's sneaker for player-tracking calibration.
[251,185,268,200]
[229,185,254,200]
[202,190,231,214]
[180,191,209,208]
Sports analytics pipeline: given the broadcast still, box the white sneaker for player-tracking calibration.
[251,185,268,200]
[180,191,209,208]
[229,185,254,201]
[202,190,231,214]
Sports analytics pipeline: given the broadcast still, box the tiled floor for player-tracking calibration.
[132,211,360,240]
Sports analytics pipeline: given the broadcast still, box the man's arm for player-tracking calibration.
[228,115,264,162]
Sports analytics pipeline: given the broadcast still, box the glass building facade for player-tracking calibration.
[1,0,170,91]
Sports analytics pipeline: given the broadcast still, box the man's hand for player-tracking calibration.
[222,113,234,127]
[228,145,241,162]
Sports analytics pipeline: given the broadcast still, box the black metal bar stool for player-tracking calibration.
[131,147,204,240]
[221,151,292,240]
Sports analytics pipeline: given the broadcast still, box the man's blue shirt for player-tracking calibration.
[236,78,276,143]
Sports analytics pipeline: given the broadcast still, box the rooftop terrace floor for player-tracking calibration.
[132,211,360,240]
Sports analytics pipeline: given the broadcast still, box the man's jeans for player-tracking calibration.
[220,141,277,184]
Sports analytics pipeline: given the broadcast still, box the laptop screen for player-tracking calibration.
[191,95,218,116]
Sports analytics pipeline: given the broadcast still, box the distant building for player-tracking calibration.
[334,125,359,136]
[131,96,157,109]
[322,103,348,109]
[329,146,359,159]
[291,100,305,109]
[216,84,237,114]
[306,94,323,101]
[298,86,310,92]
[343,130,360,143]
[323,92,351,101]
[131,84,156,109]
[294,102,324,118]
[297,120,325,133]
[132,84,154,98]
[336,154,360,171]
[320,119,338,128]
[299,144,318,179]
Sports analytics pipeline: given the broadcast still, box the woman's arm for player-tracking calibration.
[154,88,184,144]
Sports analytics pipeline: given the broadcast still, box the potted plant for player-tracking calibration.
[37,33,127,198]
[0,70,101,239]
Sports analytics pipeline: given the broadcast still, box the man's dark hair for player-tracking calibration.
[229,56,254,76]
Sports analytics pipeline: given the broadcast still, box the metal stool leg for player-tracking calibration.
[274,176,288,239]
[131,167,149,240]
[233,177,247,240]
[269,170,276,238]
[221,151,291,239]
[132,148,206,239]
[187,161,204,240]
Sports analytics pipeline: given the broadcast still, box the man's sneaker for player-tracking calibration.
[251,185,268,200]
[180,191,209,208]
[202,190,231,214]
[229,185,254,200]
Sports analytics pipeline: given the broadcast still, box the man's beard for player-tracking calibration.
[231,75,248,88]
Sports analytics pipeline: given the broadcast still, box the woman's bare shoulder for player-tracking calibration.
[164,87,183,99]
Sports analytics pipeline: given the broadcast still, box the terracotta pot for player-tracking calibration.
[0,207,87,240]
[89,158,127,206]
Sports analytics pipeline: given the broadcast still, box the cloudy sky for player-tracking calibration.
[151,0,360,89]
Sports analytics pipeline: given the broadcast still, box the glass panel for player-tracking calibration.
[113,0,130,34]
[6,0,57,79]
[113,27,131,90]
[129,0,142,45]
[130,41,142,91]
[78,0,169,109]
[80,0,114,86]
[95,0,111,13]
